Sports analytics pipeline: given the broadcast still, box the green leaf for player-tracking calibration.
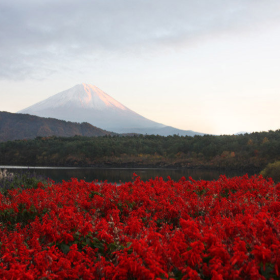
[60,243,70,254]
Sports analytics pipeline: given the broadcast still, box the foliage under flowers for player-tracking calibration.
[0,169,49,196]
[1,174,280,279]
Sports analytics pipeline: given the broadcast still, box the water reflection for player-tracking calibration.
[0,166,256,183]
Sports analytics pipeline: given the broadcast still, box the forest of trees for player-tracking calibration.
[1,129,280,171]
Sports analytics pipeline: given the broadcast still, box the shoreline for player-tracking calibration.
[0,163,261,173]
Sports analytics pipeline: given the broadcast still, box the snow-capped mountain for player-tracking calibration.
[19,84,203,136]
[27,84,127,111]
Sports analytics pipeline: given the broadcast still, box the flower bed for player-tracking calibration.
[0,174,280,279]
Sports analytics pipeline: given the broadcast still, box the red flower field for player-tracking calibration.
[1,174,280,279]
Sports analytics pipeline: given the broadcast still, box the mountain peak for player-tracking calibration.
[80,83,127,110]
[21,83,127,111]
[18,84,203,136]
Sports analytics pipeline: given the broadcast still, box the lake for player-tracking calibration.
[0,166,257,183]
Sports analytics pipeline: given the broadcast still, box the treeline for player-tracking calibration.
[1,130,280,171]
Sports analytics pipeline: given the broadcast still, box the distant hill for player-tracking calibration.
[0,111,113,142]
[19,83,204,136]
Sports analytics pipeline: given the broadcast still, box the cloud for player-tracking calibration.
[1,0,280,79]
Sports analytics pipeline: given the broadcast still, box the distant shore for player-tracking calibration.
[0,162,261,173]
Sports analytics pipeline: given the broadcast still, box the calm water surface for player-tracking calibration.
[0,166,256,183]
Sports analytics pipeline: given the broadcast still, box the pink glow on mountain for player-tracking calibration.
[82,84,126,110]
[83,84,92,103]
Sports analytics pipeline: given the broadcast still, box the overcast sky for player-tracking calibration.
[1,0,280,135]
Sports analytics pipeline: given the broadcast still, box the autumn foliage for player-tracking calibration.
[1,174,280,279]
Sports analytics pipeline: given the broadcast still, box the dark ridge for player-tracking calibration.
[0,111,115,142]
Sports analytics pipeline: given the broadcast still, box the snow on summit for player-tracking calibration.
[24,84,127,111]
[82,84,126,110]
